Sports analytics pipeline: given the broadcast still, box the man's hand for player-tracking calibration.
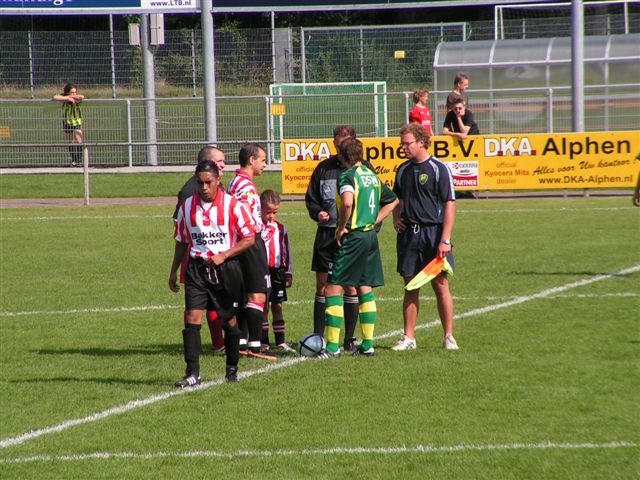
[168,271,180,293]
[317,211,330,224]
[394,217,406,233]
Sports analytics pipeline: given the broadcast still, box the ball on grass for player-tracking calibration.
[299,333,326,357]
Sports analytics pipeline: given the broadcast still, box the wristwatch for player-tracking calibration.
[441,239,451,245]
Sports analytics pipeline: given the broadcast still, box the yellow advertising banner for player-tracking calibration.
[281,131,640,194]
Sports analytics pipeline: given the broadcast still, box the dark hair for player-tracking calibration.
[449,94,465,106]
[194,159,220,177]
[260,189,281,207]
[338,138,364,168]
[62,83,75,95]
[454,73,469,86]
[238,143,266,167]
[333,125,356,140]
[400,123,431,149]
[197,146,224,163]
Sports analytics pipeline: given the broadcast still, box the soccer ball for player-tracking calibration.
[299,333,326,357]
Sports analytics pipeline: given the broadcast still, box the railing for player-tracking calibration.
[1,84,638,168]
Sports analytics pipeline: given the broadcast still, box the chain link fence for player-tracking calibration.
[1,9,637,95]
[1,84,637,168]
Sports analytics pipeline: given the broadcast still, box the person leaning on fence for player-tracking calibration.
[169,159,257,386]
[442,95,479,141]
[391,123,459,352]
[305,125,375,352]
[409,87,434,136]
[172,146,227,355]
[52,83,85,167]
[446,72,470,112]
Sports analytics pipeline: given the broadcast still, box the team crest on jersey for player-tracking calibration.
[419,173,429,184]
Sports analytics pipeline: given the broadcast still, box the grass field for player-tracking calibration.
[0,171,283,200]
[0,197,638,478]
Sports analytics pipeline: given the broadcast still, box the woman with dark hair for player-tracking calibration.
[52,83,85,167]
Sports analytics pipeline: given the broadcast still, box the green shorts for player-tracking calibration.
[328,229,384,287]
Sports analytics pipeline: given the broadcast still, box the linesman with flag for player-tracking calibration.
[391,123,460,352]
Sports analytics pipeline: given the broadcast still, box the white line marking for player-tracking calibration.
[1,264,638,450]
[1,293,636,318]
[0,206,631,221]
[0,212,308,221]
[0,441,636,464]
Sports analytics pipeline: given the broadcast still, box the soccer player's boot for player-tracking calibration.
[175,373,201,388]
[353,346,375,357]
[343,337,358,353]
[276,342,296,353]
[225,366,238,383]
[444,335,459,351]
[391,336,417,351]
[247,349,278,361]
[315,349,341,360]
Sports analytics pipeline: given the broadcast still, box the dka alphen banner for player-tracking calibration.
[281,130,640,194]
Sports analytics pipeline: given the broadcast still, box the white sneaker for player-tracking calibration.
[444,334,459,350]
[391,336,416,351]
[276,342,296,353]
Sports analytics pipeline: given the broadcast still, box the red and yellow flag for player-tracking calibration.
[404,256,453,291]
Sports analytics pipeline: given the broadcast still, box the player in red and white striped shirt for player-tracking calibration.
[169,160,256,386]
[259,189,295,352]
[228,143,273,358]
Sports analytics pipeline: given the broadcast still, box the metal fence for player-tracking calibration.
[1,84,638,168]
[1,9,638,96]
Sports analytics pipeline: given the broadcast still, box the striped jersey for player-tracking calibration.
[228,169,263,232]
[261,220,292,274]
[174,189,256,260]
[62,101,82,127]
[337,164,397,232]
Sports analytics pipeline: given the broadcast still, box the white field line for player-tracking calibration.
[0,264,638,451]
[0,441,636,464]
[0,292,637,318]
[0,206,632,222]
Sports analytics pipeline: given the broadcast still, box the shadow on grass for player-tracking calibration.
[33,343,182,356]
[9,376,170,386]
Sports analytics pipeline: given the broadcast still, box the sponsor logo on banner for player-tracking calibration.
[281,131,639,194]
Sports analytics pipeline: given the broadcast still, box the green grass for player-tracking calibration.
[0,198,638,478]
[0,171,283,199]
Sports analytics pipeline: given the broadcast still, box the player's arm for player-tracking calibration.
[376,185,399,227]
[304,166,324,222]
[52,94,75,104]
[168,241,189,292]
[283,226,293,286]
[335,190,353,246]
[437,200,456,258]
[210,236,255,267]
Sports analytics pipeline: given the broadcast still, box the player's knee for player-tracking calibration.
[223,318,241,337]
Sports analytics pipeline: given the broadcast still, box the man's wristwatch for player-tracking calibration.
[441,239,451,245]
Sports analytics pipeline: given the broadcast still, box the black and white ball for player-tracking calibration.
[299,333,326,357]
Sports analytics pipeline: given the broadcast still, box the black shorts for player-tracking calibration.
[184,257,243,320]
[396,224,455,279]
[268,267,288,303]
[311,227,339,273]
[240,235,269,294]
[63,123,81,134]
